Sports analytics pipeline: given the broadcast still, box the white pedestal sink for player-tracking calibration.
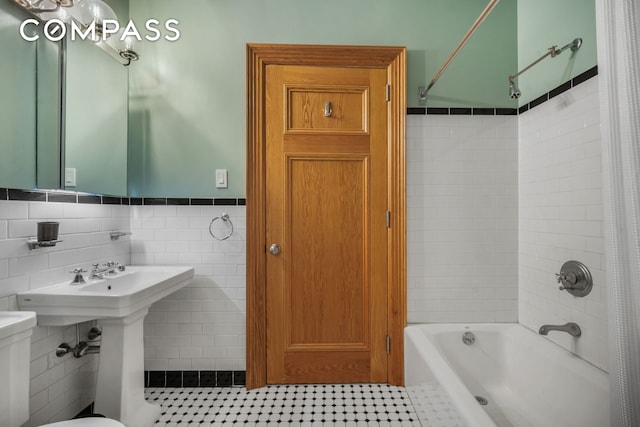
[17,265,194,427]
[95,307,160,426]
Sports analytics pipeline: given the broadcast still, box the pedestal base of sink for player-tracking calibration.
[94,307,160,427]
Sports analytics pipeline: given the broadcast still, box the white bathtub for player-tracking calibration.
[404,323,609,427]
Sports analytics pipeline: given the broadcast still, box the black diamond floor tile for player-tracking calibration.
[146,384,422,426]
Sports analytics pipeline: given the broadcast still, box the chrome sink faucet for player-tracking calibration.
[539,322,581,337]
[90,261,123,280]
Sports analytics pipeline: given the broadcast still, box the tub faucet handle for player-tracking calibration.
[556,272,578,290]
[555,261,593,297]
[556,272,577,284]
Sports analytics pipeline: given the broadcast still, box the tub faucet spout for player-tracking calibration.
[539,322,581,337]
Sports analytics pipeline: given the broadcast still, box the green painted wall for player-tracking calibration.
[517,0,597,105]
[0,0,599,197]
[129,0,518,197]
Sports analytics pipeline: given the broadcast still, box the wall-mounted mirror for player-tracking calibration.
[63,37,128,196]
[1,0,39,190]
[0,0,130,196]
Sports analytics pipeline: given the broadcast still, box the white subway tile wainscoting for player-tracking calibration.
[130,205,247,372]
[0,198,130,426]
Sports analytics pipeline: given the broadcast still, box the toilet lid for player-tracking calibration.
[45,419,125,427]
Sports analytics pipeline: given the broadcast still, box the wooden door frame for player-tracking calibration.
[246,43,406,389]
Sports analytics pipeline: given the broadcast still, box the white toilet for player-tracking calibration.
[0,311,124,427]
[44,418,124,427]
[44,420,124,427]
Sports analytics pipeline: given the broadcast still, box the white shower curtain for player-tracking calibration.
[594,1,640,426]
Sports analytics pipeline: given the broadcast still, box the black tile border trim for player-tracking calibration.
[74,371,247,417]
[8,189,47,202]
[406,107,426,115]
[167,198,190,205]
[450,107,472,115]
[143,198,167,206]
[102,196,124,205]
[0,188,247,207]
[548,81,572,99]
[407,65,598,116]
[214,198,238,206]
[190,198,214,206]
[426,107,449,115]
[410,107,519,116]
[144,370,247,388]
[48,193,78,203]
[77,195,102,205]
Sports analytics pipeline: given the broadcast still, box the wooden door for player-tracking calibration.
[246,44,406,389]
[265,65,388,383]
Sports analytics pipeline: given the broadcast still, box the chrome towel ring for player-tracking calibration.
[209,213,234,241]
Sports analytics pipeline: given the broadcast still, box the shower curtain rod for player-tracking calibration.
[421,0,500,97]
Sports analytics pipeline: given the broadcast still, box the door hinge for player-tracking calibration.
[386,335,391,354]
[385,84,391,102]
[386,210,391,228]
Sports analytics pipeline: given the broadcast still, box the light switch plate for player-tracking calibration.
[215,169,228,189]
[65,168,76,186]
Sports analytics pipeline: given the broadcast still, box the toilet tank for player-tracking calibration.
[0,311,37,427]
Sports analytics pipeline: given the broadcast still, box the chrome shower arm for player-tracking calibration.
[509,47,558,82]
[508,38,582,83]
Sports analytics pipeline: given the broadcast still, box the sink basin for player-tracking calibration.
[17,265,194,427]
[17,265,194,326]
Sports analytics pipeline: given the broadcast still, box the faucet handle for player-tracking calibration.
[69,268,87,285]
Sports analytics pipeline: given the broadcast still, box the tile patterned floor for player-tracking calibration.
[406,383,465,427]
[146,384,422,426]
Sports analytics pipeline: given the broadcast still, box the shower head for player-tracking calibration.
[506,37,583,100]
[509,78,521,100]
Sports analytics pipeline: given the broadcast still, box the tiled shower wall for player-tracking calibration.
[130,205,246,371]
[518,76,608,371]
[406,114,519,323]
[0,199,130,426]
